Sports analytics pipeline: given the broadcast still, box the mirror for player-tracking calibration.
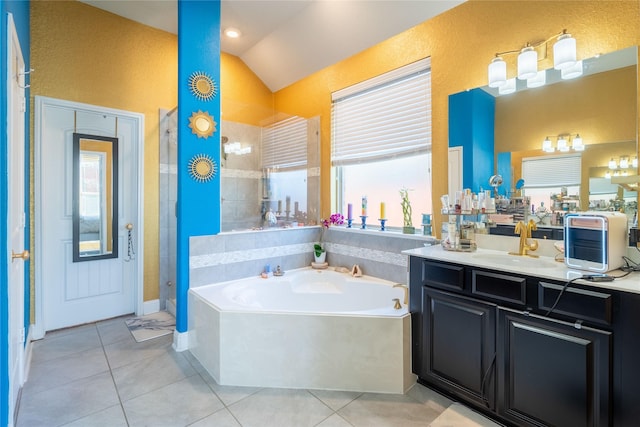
[72,133,119,262]
[451,46,638,229]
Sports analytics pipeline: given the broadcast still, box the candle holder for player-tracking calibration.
[379,218,387,231]
[347,218,353,228]
[360,216,368,229]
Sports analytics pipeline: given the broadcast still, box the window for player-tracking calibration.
[331,58,432,229]
[261,116,312,225]
[522,154,581,211]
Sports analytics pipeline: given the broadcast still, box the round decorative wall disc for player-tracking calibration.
[188,110,217,139]
[189,71,217,101]
[188,154,217,182]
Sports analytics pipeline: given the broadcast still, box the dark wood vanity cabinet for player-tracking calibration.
[409,255,640,427]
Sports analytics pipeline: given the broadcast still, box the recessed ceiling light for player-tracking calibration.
[224,28,241,39]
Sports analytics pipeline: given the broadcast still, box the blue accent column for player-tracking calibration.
[497,152,512,197]
[448,88,495,193]
[176,0,221,333]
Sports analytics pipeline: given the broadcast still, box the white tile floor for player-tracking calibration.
[16,315,503,427]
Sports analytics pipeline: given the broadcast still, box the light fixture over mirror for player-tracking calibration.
[488,29,579,88]
[542,133,584,153]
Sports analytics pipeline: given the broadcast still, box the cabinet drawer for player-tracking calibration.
[538,281,613,326]
[422,261,464,291]
[472,270,526,306]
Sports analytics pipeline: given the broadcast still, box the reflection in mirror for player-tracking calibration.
[72,133,119,262]
[450,46,637,232]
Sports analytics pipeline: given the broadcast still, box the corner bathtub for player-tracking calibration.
[188,268,414,393]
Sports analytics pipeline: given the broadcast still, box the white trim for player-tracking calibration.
[172,330,189,352]
[34,96,145,338]
[142,299,160,315]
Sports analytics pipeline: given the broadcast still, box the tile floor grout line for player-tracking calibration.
[96,321,132,427]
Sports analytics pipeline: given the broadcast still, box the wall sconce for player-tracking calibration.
[488,29,579,88]
[608,155,636,170]
[619,156,630,169]
[605,170,611,179]
[542,133,584,153]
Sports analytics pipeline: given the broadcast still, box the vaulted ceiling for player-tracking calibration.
[80,0,464,91]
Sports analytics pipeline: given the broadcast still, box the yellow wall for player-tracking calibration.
[221,53,274,126]
[273,0,640,230]
[30,0,178,303]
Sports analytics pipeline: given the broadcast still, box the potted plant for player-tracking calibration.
[400,188,415,234]
[314,212,344,263]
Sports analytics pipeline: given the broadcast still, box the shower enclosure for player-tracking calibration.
[159,109,320,311]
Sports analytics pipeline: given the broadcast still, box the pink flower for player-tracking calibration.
[322,213,344,228]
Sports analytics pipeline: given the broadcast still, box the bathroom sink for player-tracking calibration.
[471,253,559,269]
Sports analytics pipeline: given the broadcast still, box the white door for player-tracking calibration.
[36,97,143,332]
[7,13,27,424]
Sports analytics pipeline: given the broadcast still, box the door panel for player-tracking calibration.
[39,101,139,331]
[422,287,497,409]
[497,308,611,427]
[7,13,27,424]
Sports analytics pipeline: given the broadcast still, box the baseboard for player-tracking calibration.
[172,329,189,352]
[143,299,160,315]
[22,325,37,384]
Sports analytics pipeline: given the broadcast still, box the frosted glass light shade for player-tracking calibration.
[608,158,617,169]
[498,78,516,95]
[557,137,569,152]
[527,70,546,88]
[633,157,638,168]
[572,135,584,151]
[561,60,583,80]
[488,57,507,88]
[604,170,611,179]
[517,47,537,80]
[619,157,629,169]
[542,137,554,153]
[554,33,577,70]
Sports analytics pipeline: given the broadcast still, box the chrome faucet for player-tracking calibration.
[393,284,409,305]
[510,220,539,257]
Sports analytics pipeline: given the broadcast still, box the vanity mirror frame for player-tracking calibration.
[72,132,119,262]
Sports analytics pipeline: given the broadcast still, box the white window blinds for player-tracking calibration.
[331,58,431,166]
[522,155,582,187]
[262,116,308,169]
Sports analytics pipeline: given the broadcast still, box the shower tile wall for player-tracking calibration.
[159,109,177,310]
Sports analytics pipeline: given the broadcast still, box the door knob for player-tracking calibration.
[125,223,133,230]
[12,250,29,262]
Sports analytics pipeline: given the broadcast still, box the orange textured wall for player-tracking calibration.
[31,0,178,303]
[274,0,640,229]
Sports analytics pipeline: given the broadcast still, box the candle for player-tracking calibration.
[294,201,299,213]
[286,196,291,212]
[347,203,353,220]
[361,196,367,216]
[380,202,386,219]
[278,200,282,213]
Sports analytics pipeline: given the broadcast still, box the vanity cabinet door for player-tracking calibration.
[420,287,497,410]
[497,308,611,427]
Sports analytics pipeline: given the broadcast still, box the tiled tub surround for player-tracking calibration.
[189,226,432,289]
[189,268,414,393]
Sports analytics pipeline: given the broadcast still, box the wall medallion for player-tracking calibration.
[188,154,217,183]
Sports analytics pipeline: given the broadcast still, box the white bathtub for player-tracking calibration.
[188,267,414,393]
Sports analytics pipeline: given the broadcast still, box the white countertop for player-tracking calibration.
[403,245,640,295]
